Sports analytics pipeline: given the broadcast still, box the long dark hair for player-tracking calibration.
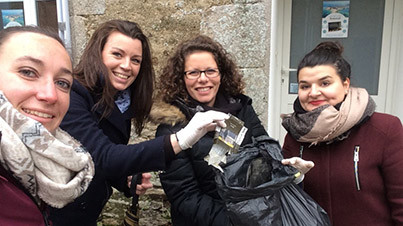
[297,41,351,82]
[74,20,154,134]
[158,35,244,104]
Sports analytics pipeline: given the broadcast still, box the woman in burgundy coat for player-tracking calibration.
[0,26,94,225]
[281,41,403,226]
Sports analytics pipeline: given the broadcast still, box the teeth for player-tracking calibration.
[198,87,210,91]
[115,72,129,79]
[23,109,53,118]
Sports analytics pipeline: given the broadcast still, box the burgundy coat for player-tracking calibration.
[283,112,403,226]
[0,164,49,226]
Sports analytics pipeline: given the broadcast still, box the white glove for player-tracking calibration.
[281,157,314,184]
[176,110,229,150]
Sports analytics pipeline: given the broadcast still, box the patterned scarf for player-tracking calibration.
[0,92,95,208]
[115,89,131,113]
[281,87,376,146]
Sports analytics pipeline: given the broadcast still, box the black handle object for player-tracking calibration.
[123,174,142,226]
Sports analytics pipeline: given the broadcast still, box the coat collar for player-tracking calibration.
[72,80,134,139]
[149,99,187,126]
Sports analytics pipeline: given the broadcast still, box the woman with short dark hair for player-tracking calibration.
[281,41,403,225]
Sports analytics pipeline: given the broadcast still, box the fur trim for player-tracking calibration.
[149,100,186,126]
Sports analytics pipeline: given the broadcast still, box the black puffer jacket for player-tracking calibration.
[152,94,268,226]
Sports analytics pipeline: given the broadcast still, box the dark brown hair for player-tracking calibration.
[74,20,154,134]
[297,41,351,82]
[158,35,244,104]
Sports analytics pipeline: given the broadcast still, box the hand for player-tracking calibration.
[127,173,153,195]
[176,110,229,150]
[281,157,314,174]
[127,175,133,188]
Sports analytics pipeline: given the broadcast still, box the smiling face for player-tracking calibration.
[184,51,221,107]
[0,32,73,133]
[298,65,350,112]
[102,31,142,92]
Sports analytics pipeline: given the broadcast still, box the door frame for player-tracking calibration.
[268,0,401,144]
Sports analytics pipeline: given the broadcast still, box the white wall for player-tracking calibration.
[389,0,403,122]
[392,25,403,122]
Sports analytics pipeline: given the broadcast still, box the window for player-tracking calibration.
[0,0,71,53]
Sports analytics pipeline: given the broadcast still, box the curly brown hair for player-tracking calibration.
[158,35,244,104]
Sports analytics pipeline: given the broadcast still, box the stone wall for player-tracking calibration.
[68,0,272,225]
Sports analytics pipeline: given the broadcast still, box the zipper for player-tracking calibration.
[299,145,304,158]
[354,145,361,191]
[41,206,51,226]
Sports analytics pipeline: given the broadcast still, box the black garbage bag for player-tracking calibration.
[215,135,331,226]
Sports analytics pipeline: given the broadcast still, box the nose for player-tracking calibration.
[120,57,131,70]
[310,84,321,97]
[198,71,208,82]
[36,80,58,104]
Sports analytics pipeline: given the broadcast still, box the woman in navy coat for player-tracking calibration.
[49,20,228,226]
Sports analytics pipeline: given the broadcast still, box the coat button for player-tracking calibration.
[80,202,86,209]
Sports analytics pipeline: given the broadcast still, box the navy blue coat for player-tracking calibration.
[154,94,268,226]
[49,80,167,226]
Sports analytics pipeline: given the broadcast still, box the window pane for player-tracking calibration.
[37,0,57,32]
[0,2,24,30]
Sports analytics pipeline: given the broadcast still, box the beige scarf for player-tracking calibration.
[0,92,95,208]
[281,87,376,146]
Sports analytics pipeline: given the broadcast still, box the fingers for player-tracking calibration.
[136,185,147,195]
[135,173,153,195]
[282,157,315,174]
[215,120,227,128]
[135,183,153,195]
[208,111,228,129]
[204,110,229,121]
[198,111,228,131]
[127,175,133,188]
[193,111,229,127]
[176,111,229,150]
[142,172,152,179]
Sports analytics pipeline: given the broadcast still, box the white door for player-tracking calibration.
[270,0,398,145]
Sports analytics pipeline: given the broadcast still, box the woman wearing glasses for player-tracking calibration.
[151,35,269,226]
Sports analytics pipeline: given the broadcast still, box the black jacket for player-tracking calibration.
[49,80,167,226]
[153,94,268,226]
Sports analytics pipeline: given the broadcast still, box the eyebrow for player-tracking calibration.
[16,56,72,75]
[16,55,43,65]
[110,47,142,58]
[299,75,332,83]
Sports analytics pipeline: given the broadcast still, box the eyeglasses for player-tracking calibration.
[184,68,220,80]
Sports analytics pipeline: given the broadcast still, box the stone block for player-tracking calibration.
[233,0,263,3]
[241,68,268,127]
[200,3,268,68]
[70,0,105,15]
[69,16,88,65]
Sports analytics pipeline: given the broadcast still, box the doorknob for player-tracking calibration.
[281,67,297,75]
